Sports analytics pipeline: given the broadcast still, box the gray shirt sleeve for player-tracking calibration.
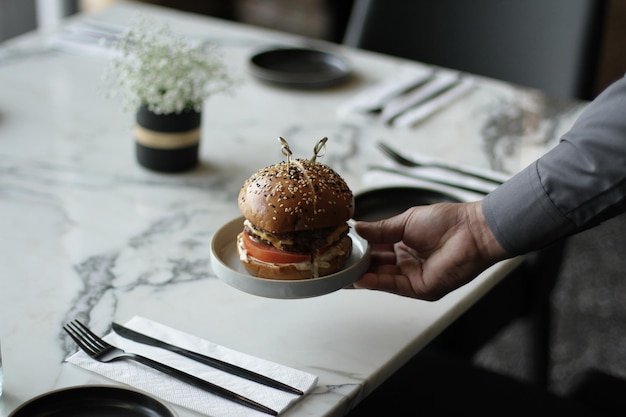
[483,75,626,255]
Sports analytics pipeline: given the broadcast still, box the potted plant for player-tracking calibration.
[103,17,234,172]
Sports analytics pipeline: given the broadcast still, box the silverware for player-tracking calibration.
[377,142,508,184]
[391,77,475,128]
[365,72,435,114]
[379,72,461,125]
[64,320,278,416]
[347,70,435,114]
[112,322,303,396]
[369,165,494,194]
[339,70,472,126]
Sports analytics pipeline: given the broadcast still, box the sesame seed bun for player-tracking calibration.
[238,159,354,233]
[237,158,355,280]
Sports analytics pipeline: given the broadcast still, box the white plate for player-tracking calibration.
[210,216,371,299]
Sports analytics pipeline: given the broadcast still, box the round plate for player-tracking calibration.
[210,216,370,299]
[8,385,176,417]
[354,186,462,221]
[249,47,352,89]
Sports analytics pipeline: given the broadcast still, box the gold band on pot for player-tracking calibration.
[133,125,200,149]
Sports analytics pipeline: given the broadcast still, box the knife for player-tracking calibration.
[380,72,461,125]
[392,78,475,128]
[112,322,304,396]
[368,165,497,195]
[346,69,435,113]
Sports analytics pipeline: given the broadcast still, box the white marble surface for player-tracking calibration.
[0,2,587,417]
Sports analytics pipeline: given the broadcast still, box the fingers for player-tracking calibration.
[354,240,458,300]
[353,270,414,297]
[353,268,446,300]
[352,202,505,301]
[367,243,397,265]
[354,242,427,298]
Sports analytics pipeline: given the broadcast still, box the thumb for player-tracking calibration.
[354,214,408,244]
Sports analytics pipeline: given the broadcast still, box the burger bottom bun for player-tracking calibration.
[238,235,353,280]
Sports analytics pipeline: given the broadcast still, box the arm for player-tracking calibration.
[355,75,626,299]
[484,75,626,255]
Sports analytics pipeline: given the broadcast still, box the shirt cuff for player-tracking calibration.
[482,162,574,255]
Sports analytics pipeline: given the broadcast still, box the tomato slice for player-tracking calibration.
[242,230,311,264]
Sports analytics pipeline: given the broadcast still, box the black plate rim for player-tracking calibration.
[8,385,177,417]
[353,186,462,221]
[249,47,352,88]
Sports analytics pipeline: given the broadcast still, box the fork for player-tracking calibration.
[377,142,508,184]
[64,320,278,416]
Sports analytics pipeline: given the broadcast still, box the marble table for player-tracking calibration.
[0,2,586,416]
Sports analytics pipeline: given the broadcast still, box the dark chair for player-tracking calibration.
[427,241,565,387]
[342,0,606,100]
[567,369,626,416]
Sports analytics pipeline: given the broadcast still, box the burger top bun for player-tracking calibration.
[238,158,354,233]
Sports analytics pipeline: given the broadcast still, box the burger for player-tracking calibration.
[237,157,354,280]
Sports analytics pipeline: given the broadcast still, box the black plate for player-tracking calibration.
[354,186,461,221]
[8,385,176,417]
[249,47,351,88]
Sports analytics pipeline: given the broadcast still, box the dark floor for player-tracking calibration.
[474,212,626,396]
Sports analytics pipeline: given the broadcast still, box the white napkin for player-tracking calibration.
[391,78,475,128]
[379,71,461,124]
[337,69,475,127]
[337,67,435,116]
[66,316,318,417]
[48,20,124,56]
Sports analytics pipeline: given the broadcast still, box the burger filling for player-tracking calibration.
[243,219,348,253]
[237,219,354,278]
[240,219,349,265]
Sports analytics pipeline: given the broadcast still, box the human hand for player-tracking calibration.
[353,201,510,300]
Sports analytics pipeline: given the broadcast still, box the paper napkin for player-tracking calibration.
[337,68,475,127]
[66,316,318,417]
[336,66,434,117]
[391,78,475,128]
[48,20,124,56]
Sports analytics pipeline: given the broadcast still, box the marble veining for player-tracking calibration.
[480,92,585,172]
[62,208,216,352]
[0,3,588,417]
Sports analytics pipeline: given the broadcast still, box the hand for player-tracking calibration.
[353,201,510,300]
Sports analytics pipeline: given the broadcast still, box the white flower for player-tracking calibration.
[103,16,234,115]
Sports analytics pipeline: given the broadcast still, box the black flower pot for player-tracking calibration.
[134,105,202,172]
